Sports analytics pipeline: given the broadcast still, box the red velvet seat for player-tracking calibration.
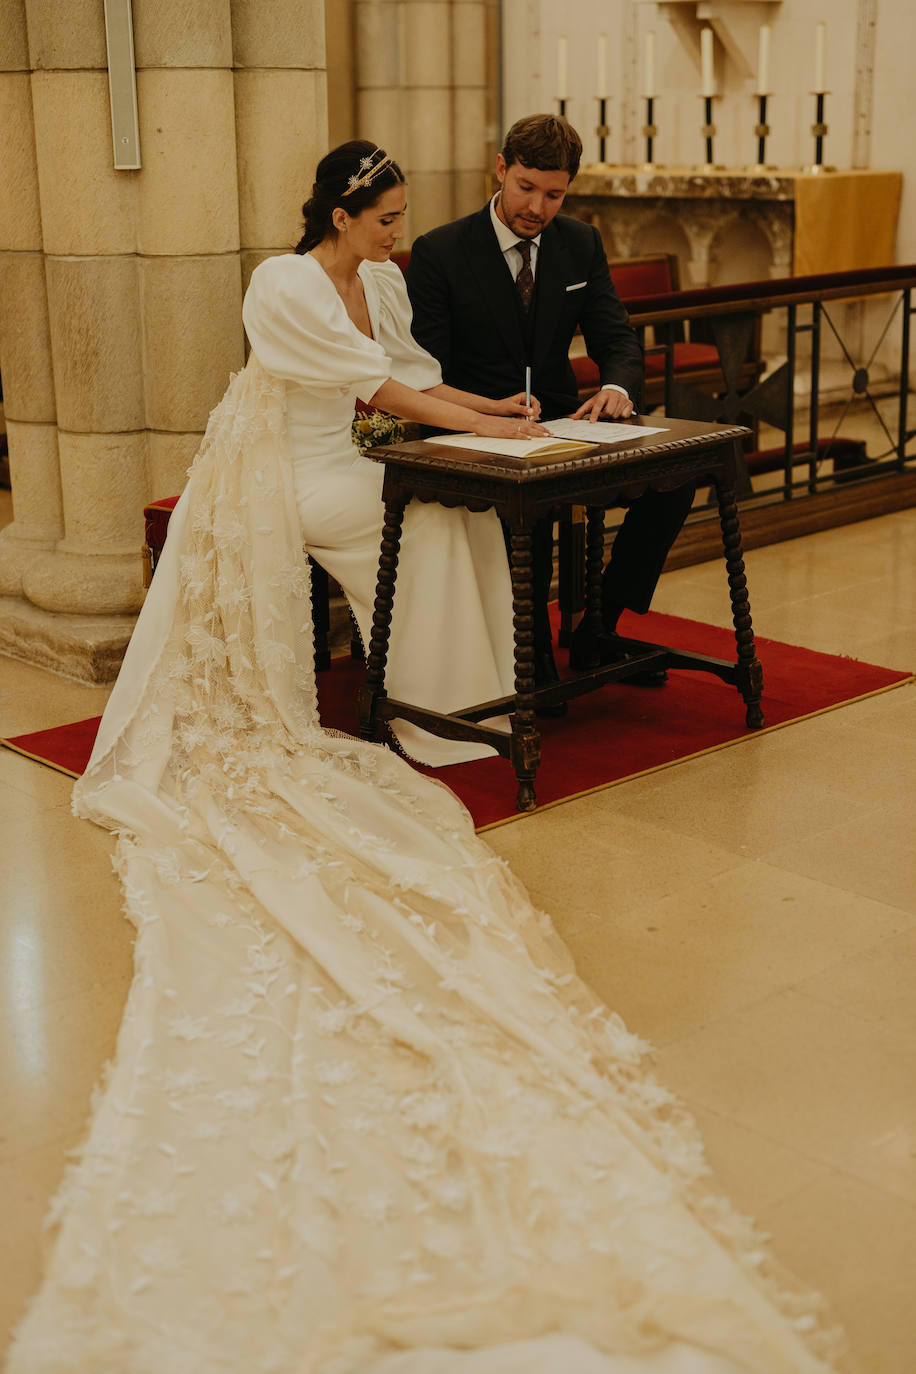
[570,254,730,407]
[142,495,180,584]
[571,342,721,392]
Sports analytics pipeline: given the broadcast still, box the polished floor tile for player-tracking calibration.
[590,735,879,860]
[0,654,111,738]
[762,806,916,916]
[682,1104,825,1216]
[655,989,916,1203]
[796,926,916,1038]
[487,804,744,927]
[0,980,128,1164]
[566,859,911,1039]
[757,1173,916,1374]
[0,748,77,808]
[0,1140,71,1350]
[727,692,916,806]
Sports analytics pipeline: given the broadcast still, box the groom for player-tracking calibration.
[405,114,695,695]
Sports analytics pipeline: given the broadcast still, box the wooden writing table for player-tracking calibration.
[360,416,762,812]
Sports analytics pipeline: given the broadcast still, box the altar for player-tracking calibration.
[565,165,903,287]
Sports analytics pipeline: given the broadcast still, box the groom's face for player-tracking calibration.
[494,155,570,239]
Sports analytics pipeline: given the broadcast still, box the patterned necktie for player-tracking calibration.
[515,239,534,311]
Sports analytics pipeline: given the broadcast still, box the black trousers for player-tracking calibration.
[504,482,696,655]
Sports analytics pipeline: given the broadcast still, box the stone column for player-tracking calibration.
[355,0,407,195]
[133,1,244,497]
[18,0,146,617]
[0,0,329,679]
[231,0,330,296]
[0,0,63,598]
[354,0,494,241]
[326,0,357,147]
[452,0,488,217]
[402,0,454,236]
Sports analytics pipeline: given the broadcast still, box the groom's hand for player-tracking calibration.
[571,387,634,422]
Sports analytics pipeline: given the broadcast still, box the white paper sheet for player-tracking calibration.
[543,419,669,442]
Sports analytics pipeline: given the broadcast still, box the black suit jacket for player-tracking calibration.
[405,205,644,420]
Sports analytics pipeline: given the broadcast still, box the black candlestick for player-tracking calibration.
[813,91,826,166]
[643,96,657,166]
[754,94,770,167]
[596,96,609,162]
[701,95,717,168]
[558,98,567,118]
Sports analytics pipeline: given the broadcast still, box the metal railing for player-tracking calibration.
[623,264,916,504]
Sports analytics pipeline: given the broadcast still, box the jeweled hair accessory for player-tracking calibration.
[342,149,394,196]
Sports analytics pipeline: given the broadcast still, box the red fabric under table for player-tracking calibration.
[4,610,910,829]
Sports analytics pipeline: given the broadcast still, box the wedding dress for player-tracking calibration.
[7,291,844,1374]
[241,252,516,767]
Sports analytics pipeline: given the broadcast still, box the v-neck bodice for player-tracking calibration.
[242,251,441,470]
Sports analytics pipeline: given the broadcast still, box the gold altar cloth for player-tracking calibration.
[793,170,902,276]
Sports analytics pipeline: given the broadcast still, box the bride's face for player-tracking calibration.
[345,184,407,262]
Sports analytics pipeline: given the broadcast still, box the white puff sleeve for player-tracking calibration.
[367,259,443,392]
[242,254,392,402]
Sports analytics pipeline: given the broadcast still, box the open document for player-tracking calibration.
[427,418,669,461]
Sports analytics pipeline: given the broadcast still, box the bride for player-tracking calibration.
[242,140,548,766]
[7,143,843,1374]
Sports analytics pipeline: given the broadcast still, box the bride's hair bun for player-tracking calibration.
[295,140,405,253]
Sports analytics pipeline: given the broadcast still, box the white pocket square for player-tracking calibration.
[566,281,587,292]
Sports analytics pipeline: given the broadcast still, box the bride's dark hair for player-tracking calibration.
[295,140,405,253]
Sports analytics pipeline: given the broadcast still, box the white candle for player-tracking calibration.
[644,30,655,99]
[814,22,826,91]
[700,27,715,98]
[597,34,608,98]
[557,34,568,101]
[757,24,770,95]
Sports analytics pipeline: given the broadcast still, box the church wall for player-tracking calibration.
[500,1,914,397]
[501,0,915,267]
[352,0,495,239]
[326,0,358,145]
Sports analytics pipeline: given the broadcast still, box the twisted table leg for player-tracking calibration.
[509,525,541,811]
[358,497,405,741]
[716,479,764,729]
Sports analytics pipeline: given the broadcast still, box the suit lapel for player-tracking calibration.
[462,207,527,369]
[529,222,569,373]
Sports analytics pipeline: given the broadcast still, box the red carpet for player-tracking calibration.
[3,610,911,828]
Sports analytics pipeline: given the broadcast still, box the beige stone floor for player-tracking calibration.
[2,500,916,1371]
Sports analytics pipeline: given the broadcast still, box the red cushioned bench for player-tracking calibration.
[570,253,743,407]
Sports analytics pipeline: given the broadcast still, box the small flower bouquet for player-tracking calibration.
[351,410,420,455]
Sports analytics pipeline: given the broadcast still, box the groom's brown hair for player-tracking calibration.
[500,115,582,180]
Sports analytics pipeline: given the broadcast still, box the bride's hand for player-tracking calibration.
[496,392,542,421]
[472,414,550,440]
